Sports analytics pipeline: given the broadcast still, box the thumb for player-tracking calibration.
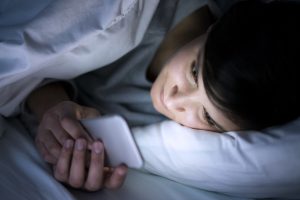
[79,106,101,119]
[61,117,93,143]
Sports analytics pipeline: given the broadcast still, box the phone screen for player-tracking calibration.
[81,115,143,168]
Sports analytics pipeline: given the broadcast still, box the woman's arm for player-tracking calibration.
[26,82,71,121]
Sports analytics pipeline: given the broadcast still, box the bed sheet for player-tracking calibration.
[70,169,252,200]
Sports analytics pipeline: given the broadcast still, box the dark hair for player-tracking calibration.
[203,0,300,130]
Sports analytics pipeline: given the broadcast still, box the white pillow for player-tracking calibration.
[132,118,300,198]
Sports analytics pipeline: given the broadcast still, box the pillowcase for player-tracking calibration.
[132,118,300,199]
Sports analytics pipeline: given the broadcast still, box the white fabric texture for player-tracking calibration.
[0,0,159,116]
[132,119,300,198]
[0,117,75,200]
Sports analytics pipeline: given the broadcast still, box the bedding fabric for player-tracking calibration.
[0,0,159,116]
[133,119,300,199]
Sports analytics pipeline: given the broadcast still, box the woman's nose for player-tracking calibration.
[165,85,196,113]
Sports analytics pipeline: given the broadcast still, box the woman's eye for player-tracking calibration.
[190,60,199,84]
[202,107,226,132]
[203,108,215,127]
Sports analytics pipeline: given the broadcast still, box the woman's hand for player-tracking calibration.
[26,83,128,190]
[54,138,128,191]
[35,100,100,164]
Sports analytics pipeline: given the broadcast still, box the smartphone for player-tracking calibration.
[80,115,143,169]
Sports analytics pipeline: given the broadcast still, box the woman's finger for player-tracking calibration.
[61,117,93,143]
[104,164,128,189]
[42,113,71,147]
[68,138,87,188]
[84,141,104,191]
[37,129,61,162]
[80,106,101,119]
[54,139,74,182]
[35,138,57,164]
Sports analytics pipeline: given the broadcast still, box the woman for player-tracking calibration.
[25,0,300,193]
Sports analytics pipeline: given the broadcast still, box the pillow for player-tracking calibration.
[132,118,300,198]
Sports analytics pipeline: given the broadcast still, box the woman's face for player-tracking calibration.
[150,34,239,132]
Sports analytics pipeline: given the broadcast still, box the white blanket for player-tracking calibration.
[0,0,159,116]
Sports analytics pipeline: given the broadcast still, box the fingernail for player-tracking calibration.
[64,139,74,149]
[117,167,127,176]
[93,142,103,154]
[75,139,86,150]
